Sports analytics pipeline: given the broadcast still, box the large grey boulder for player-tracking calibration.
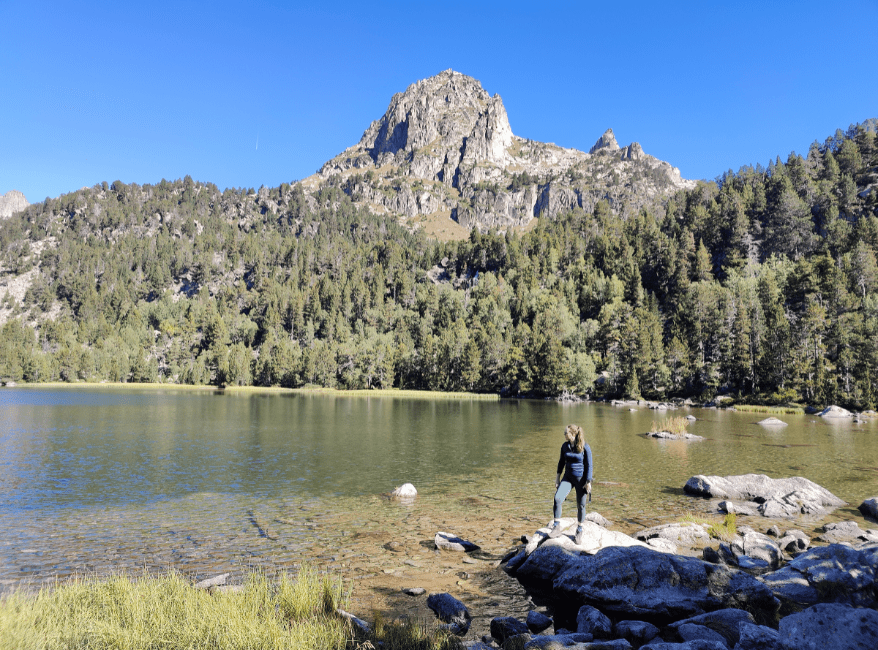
[776,602,878,650]
[860,497,878,520]
[758,543,878,613]
[510,544,779,626]
[425,592,471,635]
[667,609,753,648]
[684,474,846,518]
[817,405,852,418]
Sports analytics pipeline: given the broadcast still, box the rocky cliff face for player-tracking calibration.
[303,70,694,233]
[0,190,28,219]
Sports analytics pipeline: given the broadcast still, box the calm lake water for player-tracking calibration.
[2,386,876,617]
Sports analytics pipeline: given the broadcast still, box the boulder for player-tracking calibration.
[585,511,611,528]
[526,610,553,633]
[525,520,655,556]
[736,556,770,573]
[490,616,529,643]
[733,622,779,650]
[576,605,612,638]
[614,620,660,646]
[510,544,779,627]
[684,474,846,518]
[426,592,471,635]
[668,609,753,648]
[717,501,758,516]
[739,531,782,569]
[818,405,852,418]
[758,543,878,613]
[860,497,878,521]
[435,531,480,552]
[635,522,713,547]
[776,602,878,650]
[390,483,417,498]
[818,520,878,544]
[757,417,787,426]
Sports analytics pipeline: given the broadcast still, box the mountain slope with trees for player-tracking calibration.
[1,121,877,407]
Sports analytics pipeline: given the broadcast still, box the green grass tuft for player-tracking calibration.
[649,416,690,436]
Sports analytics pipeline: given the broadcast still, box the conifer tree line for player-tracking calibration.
[1,122,877,406]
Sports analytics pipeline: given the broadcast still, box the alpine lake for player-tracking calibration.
[1,386,876,638]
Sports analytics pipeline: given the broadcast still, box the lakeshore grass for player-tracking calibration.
[732,404,805,415]
[0,568,459,650]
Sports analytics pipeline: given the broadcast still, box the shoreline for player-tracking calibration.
[1,382,499,400]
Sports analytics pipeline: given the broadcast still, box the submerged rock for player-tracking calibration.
[817,521,878,545]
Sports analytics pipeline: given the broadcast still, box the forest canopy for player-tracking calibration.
[1,122,877,408]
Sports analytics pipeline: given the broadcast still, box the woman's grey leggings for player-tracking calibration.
[553,479,588,523]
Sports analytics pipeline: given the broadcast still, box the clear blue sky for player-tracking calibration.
[3,1,877,203]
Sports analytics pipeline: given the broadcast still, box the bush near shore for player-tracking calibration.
[0,569,458,650]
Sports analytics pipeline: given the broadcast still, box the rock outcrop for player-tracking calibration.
[758,543,878,614]
[0,190,28,219]
[683,474,847,518]
[307,70,695,233]
[506,543,780,627]
[776,602,878,650]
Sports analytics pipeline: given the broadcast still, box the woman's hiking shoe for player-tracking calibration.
[575,526,584,545]
[548,520,563,538]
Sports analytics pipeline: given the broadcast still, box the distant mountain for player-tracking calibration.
[0,190,28,219]
[301,70,694,232]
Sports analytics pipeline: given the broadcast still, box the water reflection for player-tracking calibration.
[1,388,877,617]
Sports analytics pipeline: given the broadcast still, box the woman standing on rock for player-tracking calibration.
[549,424,592,545]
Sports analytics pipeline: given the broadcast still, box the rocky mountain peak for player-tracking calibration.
[322,70,512,181]
[589,128,620,154]
[0,190,28,219]
[307,72,694,235]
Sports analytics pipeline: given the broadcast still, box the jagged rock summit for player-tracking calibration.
[304,70,694,234]
[0,190,28,219]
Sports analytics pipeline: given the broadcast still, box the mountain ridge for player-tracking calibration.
[301,70,695,233]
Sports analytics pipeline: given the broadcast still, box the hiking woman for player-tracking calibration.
[549,424,592,544]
